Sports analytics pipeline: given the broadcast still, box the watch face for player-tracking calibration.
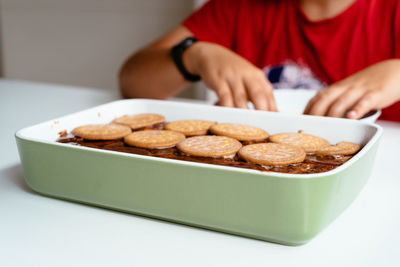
[183,37,197,47]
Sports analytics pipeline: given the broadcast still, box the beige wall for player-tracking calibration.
[0,0,194,92]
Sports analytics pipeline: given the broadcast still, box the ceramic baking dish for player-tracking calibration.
[15,99,382,246]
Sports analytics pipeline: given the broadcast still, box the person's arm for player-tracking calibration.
[119,26,192,100]
[119,25,277,111]
[304,59,400,119]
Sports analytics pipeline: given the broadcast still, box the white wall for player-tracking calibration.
[0,3,4,77]
[0,0,194,92]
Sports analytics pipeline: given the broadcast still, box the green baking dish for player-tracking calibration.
[15,99,382,246]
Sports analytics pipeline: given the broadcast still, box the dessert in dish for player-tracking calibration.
[57,113,361,174]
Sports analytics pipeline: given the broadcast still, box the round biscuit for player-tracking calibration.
[72,124,132,140]
[269,132,330,153]
[113,113,165,130]
[124,130,185,149]
[209,123,269,141]
[315,141,361,156]
[176,135,242,157]
[238,143,306,166]
[165,120,216,136]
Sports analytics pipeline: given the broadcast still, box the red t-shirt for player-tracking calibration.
[183,0,400,122]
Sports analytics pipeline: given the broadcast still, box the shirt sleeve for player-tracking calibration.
[182,0,239,49]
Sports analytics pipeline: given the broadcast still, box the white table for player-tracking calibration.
[1,79,400,267]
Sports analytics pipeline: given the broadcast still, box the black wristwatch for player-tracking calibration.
[170,37,201,82]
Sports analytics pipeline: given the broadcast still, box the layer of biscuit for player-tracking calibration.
[62,113,362,174]
[58,137,353,174]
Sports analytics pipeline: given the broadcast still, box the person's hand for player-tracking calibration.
[183,41,277,111]
[304,59,400,119]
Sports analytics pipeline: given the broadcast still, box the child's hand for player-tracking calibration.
[183,42,277,111]
[304,59,400,119]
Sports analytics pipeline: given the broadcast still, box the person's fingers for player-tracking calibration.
[243,75,275,111]
[325,87,364,118]
[347,91,380,119]
[227,77,249,109]
[245,76,269,110]
[207,78,234,107]
[304,85,347,116]
[203,72,235,107]
[216,81,234,107]
[265,81,278,112]
[303,92,318,114]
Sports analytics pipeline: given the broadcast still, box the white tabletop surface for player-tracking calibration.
[1,79,400,267]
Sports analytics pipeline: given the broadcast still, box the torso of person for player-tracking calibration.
[183,0,400,121]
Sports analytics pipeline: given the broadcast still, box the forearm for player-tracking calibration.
[119,46,190,99]
[118,25,277,111]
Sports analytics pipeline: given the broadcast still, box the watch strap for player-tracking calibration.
[170,37,201,82]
